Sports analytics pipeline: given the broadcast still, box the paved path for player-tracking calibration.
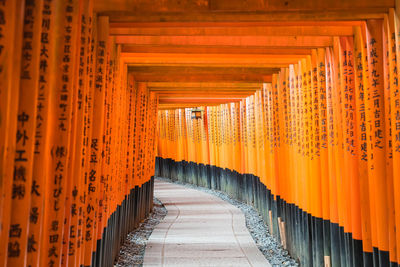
[143,180,271,267]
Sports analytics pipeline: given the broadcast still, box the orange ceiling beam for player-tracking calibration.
[153,88,258,93]
[110,25,354,36]
[121,53,306,61]
[158,104,220,109]
[103,10,387,23]
[121,45,313,55]
[95,0,393,13]
[159,98,243,104]
[129,73,272,82]
[146,82,263,88]
[159,96,245,100]
[128,66,279,82]
[121,53,306,69]
[149,88,260,92]
[128,66,279,75]
[150,89,258,93]
[156,92,256,97]
[110,21,363,28]
[116,35,333,47]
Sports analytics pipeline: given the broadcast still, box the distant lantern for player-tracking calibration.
[191,109,202,119]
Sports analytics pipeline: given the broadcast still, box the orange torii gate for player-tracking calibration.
[0,1,157,267]
[2,0,400,267]
[156,14,400,267]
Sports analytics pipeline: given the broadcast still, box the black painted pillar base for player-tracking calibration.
[155,157,387,267]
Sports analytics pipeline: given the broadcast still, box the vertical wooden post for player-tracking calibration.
[7,0,43,266]
[40,0,79,266]
[27,0,56,266]
[0,0,24,265]
[82,15,109,267]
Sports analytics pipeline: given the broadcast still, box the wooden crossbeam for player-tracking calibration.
[156,91,256,97]
[158,103,219,109]
[110,25,355,36]
[95,0,392,13]
[150,88,260,92]
[159,96,245,100]
[159,98,243,104]
[110,21,363,28]
[127,73,272,82]
[147,82,263,88]
[128,66,279,82]
[149,88,257,95]
[116,36,333,47]
[121,45,313,55]
[128,66,280,75]
[102,10,388,23]
[121,53,306,70]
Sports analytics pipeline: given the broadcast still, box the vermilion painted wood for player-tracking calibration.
[94,0,393,13]
[3,0,400,265]
[122,45,313,55]
[116,36,333,47]
[110,25,355,36]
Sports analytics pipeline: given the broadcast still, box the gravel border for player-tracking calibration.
[156,177,299,267]
[114,198,167,267]
[115,178,298,267]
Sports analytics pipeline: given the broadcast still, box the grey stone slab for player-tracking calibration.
[143,180,271,267]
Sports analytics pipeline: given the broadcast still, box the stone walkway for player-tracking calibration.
[143,180,271,267]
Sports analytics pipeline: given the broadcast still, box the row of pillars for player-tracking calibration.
[157,13,400,267]
[0,1,158,266]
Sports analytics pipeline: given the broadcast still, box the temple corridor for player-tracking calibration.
[1,0,400,266]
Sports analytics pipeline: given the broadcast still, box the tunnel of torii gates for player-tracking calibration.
[4,0,400,267]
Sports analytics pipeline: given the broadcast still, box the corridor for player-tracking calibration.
[2,0,400,266]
